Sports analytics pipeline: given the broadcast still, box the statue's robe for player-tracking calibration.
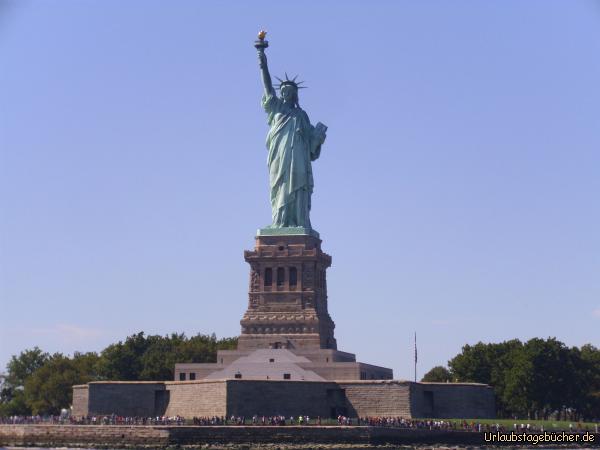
[262,93,322,228]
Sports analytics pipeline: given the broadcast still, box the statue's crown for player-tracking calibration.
[276,73,307,90]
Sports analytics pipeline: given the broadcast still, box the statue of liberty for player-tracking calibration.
[255,31,327,231]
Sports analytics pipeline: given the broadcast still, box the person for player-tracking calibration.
[257,44,327,229]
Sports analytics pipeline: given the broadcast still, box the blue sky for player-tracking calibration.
[1,0,599,380]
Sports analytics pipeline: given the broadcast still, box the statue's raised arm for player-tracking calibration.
[255,31,275,97]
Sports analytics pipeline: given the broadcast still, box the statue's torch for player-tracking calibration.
[254,30,269,50]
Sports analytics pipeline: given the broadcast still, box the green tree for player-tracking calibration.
[72,351,103,379]
[5,347,50,388]
[448,342,495,384]
[139,333,186,380]
[497,338,587,420]
[573,344,600,420]
[447,337,600,420]
[174,333,238,364]
[99,332,239,381]
[0,372,29,417]
[449,339,523,417]
[501,344,533,417]
[99,331,152,381]
[421,366,452,382]
[141,333,238,380]
[24,352,100,415]
[0,347,51,416]
[520,338,577,419]
[1,331,238,417]
[449,340,522,385]
[0,389,29,416]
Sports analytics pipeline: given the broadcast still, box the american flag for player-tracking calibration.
[414,332,417,363]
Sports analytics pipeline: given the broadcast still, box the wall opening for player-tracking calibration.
[264,268,272,287]
[277,267,285,286]
[423,390,434,416]
[154,390,169,416]
[326,388,347,418]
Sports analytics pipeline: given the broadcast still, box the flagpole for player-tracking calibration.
[414,332,417,382]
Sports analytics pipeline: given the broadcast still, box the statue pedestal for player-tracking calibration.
[174,230,393,381]
[238,231,336,351]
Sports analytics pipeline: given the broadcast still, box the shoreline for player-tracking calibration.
[1,424,599,449]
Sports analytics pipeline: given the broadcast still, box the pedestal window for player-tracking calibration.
[289,267,297,289]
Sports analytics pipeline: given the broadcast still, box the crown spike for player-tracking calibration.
[275,74,308,90]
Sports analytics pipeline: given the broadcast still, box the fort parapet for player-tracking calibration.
[72,379,495,419]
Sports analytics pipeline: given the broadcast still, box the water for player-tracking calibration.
[2,448,597,450]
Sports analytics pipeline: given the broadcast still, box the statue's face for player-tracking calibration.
[280,85,297,103]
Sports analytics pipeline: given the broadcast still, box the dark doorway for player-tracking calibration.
[326,388,347,418]
[423,390,434,416]
[154,390,169,415]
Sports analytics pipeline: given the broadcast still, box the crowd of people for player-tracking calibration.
[1,414,597,433]
[193,415,322,426]
[1,416,67,425]
[358,417,502,431]
[0,415,185,425]
[357,418,599,433]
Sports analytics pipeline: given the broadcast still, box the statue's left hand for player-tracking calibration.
[314,122,327,145]
[316,130,327,145]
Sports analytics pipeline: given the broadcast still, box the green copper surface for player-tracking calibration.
[256,35,327,230]
[257,226,320,238]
